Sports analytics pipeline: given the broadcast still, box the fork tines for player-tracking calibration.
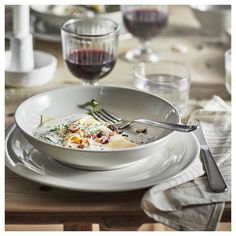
[92,109,121,124]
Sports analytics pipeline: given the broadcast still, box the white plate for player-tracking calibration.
[31,16,132,43]
[5,124,200,192]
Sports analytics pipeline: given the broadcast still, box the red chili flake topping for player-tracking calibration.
[107,124,118,132]
[99,137,110,144]
[96,131,106,138]
[69,124,79,133]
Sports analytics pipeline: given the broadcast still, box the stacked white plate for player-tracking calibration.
[5,86,200,192]
[30,5,131,42]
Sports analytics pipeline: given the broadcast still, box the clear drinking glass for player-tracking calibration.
[61,18,120,85]
[122,5,168,62]
[225,49,231,94]
[133,61,191,111]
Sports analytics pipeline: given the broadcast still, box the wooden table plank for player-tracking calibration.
[5,167,231,225]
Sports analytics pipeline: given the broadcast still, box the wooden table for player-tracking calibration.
[5,6,231,231]
[5,164,231,231]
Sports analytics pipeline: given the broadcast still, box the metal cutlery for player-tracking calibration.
[193,121,227,193]
[92,108,198,132]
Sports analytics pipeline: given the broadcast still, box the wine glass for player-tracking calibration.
[61,18,120,85]
[122,5,168,62]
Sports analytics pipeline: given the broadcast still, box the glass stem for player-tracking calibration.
[83,80,98,86]
[139,40,151,54]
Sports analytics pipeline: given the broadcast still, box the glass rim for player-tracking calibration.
[133,60,191,83]
[61,17,120,39]
[225,48,231,58]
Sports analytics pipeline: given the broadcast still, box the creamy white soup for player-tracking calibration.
[34,114,137,151]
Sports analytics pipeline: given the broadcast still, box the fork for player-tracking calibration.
[92,109,198,132]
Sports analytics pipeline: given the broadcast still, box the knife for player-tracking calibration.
[193,121,227,193]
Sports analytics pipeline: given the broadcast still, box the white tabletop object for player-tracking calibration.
[5,50,57,87]
[5,5,57,87]
[9,5,34,72]
[13,5,30,38]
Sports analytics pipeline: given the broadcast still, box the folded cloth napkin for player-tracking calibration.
[141,96,231,231]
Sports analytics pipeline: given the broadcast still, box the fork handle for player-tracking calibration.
[135,119,198,132]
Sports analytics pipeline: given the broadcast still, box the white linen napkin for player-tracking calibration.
[141,96,231,231]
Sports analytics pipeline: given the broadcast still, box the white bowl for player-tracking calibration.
[5,50,57,87]
[14,86,179,170]
[31,5,122,28]
[190,5,231,35]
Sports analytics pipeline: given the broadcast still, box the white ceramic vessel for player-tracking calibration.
[31,5,122,28]
[5,50,57,87]
[190,5,231,35]
[5,125,200,192]
[14,86,179,170]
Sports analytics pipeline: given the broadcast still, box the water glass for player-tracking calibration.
[133,61,191,111]
[225,49,231,94]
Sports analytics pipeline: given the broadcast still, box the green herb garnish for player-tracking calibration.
[49,128,59,132]
[62,123,69,129]
[79,99,99,114]
[89,99,98,112]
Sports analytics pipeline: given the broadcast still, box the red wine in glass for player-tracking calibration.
[123,9,168,41]
[65,49,116,82]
